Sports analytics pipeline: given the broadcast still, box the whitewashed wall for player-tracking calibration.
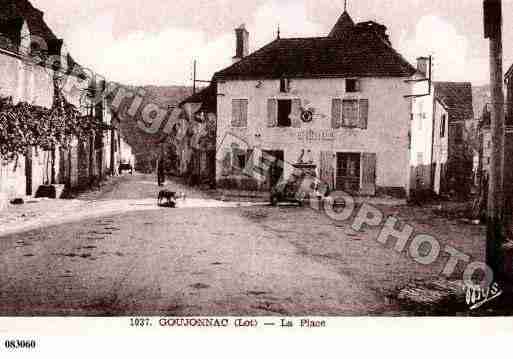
[0,50,54,203]
[217,76,413,191]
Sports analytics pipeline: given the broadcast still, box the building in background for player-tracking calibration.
[0,0,133,207]
[176,85,217,187]
[410,79,474,197]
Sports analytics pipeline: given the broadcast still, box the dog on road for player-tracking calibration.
[158,190,176,207]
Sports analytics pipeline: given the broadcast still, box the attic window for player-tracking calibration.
[280,78,290,93]
[346,79,359,93]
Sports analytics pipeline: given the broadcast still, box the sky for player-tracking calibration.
[30,0,513,87]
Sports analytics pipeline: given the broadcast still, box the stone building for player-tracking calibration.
[0,0,132,207]
[213,11,418,196]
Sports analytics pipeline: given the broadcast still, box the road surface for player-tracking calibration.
[0,174,486,316]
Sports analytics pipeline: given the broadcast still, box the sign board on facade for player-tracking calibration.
[298,129,335,142]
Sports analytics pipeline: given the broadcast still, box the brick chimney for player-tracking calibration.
[233,24,249,63]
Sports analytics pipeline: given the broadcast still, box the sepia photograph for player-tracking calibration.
[1,0,513,340]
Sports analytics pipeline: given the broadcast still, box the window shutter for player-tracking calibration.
[361,153,377,196]
[320,151,335,190]
[267,99,278,127]
[331,99,342,129]
[231,100,240,127]
[359,99,369,129]
[240,99,248,127]
[291,99,302,128]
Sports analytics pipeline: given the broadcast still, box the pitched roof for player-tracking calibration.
[0,0,57,43]
[215,13,415,81]
[434,82,474,123]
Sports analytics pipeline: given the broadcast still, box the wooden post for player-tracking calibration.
[484,0,506,279]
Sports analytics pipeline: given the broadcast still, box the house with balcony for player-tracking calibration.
[213,11,418,197]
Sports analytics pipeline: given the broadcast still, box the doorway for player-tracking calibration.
[336,153,361,193]
[25,148,33,196]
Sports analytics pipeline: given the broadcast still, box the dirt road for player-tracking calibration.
[0,174,486,315]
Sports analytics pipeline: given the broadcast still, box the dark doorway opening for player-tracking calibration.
[25,148,33,196]
[277,100,292,127]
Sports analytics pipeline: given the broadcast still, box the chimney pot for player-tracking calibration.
[233,24,249,63]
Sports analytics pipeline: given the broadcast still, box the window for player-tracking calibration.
[488,141,492,149]
[280,78,290,93]
[342,99,359,127]
[418,115,423,131]
[332,99,368,129]
[440,114,447,138]
[346,79,359,93]
[277,100,292,127]
[231,99,248,127]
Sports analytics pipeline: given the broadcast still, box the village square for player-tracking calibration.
[1,0,513,316]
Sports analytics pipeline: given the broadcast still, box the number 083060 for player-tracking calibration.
[4,339,37,350]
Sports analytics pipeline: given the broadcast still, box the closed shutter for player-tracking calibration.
[291,99,302,128]
[221,148,232,176]
[241,99,248,127]
[331,99,342,129]
[231,100,240,127]
[320,151,335,190]
[361,153,377,196]
[267,99,278,127]
[359,99,369,129]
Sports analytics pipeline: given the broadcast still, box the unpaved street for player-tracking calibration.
[0,174,485,316]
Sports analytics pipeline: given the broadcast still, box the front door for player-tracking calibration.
[336,153,361,193]
[25,147,33,196]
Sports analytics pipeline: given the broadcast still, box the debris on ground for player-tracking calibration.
[395,279,467,315]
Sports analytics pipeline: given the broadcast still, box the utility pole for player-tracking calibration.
[191,60,212,95]
[484,0,505,279]
[193,60,197,95]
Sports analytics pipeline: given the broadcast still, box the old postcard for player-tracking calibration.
[0,0,512,355]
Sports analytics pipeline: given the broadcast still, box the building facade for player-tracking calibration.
[214,11,418,197]
[411,80,474,196]
[0,0,133,207]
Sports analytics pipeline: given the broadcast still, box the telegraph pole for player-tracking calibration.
[193,60,197,95]
[484,0,505,278]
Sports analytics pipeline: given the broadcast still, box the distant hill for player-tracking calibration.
[115,85,194,172]
[141,85,194,107]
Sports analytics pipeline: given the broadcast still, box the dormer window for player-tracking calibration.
[280,78,290,93]
[346,79,360,93]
